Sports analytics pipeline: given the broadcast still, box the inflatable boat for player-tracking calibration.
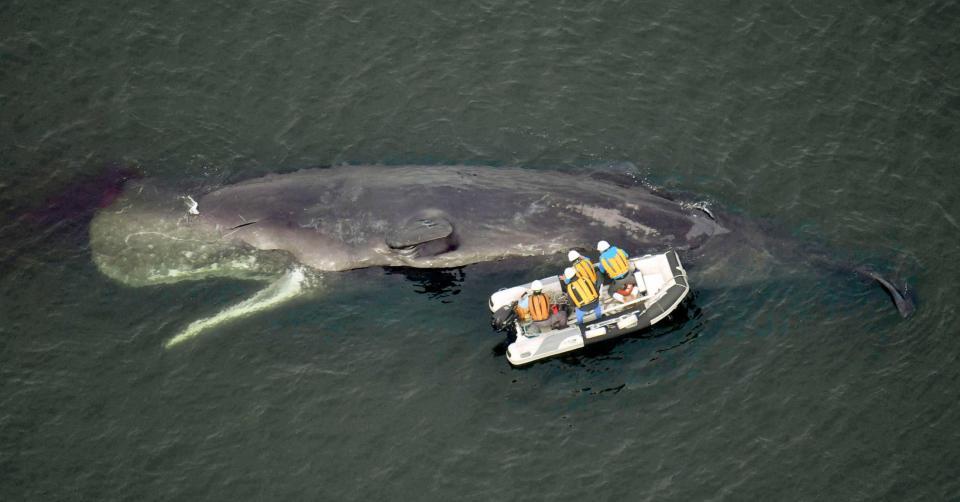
[489,250,690,366]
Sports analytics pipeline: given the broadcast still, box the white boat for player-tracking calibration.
[489,250,690,366]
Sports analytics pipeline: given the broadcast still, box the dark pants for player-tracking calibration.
[530,309,569,333]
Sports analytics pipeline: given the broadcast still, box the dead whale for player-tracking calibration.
[88,165,912,347]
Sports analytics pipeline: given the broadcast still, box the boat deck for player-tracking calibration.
[515,250,687,335]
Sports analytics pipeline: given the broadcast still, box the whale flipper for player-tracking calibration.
[386,216,453,248]
[385,215,457,258]
[164,267,313,348]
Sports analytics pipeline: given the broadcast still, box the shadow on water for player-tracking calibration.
[382,266,466,303]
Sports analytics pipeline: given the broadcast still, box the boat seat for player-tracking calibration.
[642,274,664,295]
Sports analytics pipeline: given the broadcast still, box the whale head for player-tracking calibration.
[89,181,294,287]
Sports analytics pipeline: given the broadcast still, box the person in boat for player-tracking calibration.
[515,280,550,323]
[514,292,532,324]
[568,250,600,288]
[526,280,558,334]
[563,267,602,325]
[597,240,638,297]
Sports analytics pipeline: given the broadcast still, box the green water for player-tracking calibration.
[2,0,959,500]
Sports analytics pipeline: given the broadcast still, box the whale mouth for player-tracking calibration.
[386,217,457,260]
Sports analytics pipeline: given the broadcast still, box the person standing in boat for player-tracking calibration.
[567,250,600,288]
[563,267,602,324]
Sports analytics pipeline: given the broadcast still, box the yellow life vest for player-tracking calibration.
[601,248,630,279]
[566,276,599,308]
[573,257,597,285]
[529,293,550,321]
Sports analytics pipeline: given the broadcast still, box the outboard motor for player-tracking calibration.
[491,303,517,332]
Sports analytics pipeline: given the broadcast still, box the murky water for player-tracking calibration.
[2,0,959,499]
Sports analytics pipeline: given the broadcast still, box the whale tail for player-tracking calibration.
[855,267,916,319]
[164,266,316,348]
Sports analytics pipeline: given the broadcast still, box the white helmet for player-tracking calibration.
[597,240,610,252]
[530,280,543,292]
[568,250,580,262]
[564,267,577,281]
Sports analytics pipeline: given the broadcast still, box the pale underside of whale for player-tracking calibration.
[88,165,912,348]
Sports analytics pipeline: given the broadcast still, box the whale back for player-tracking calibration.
[193,165,724,272]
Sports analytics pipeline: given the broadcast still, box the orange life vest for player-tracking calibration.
[528,292,550,321]
[573,257,597,285]
[600,248,630,279]
[566,276,599,308]
[514,301,530,322]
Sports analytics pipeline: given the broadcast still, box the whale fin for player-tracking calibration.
[164,267,314,348]
[386,216,453,249]
[584,162,644,188]
[385,214,458,259]
[855,267,916,318]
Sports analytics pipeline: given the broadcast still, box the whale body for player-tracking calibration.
[89,165,912,347]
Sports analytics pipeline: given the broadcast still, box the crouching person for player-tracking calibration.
[563,267,602,324]
[597,240,631,284]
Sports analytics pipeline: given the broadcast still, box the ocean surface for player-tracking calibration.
[2,0,959,500]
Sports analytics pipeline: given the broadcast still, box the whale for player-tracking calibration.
[88,165,914,347]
